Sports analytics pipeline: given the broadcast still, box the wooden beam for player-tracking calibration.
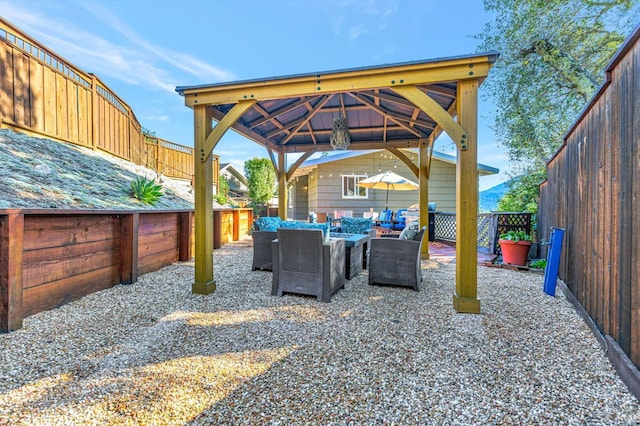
[280,95,333,145]
[286,150,315,182]
[277,139,422,153]
[419,138,430,259]
[453,79,480,314]
[201,100,257,162]
[277,150,287,220]
[248,97,310,129]
[349,92,429,137]
[266,146,278,173]
[119,213,139,285]
[180,59,493,106]
[386,146,419,178]
[0,213,24,332]
[193,105,216,295]
[391,85,468,150]
[178,211,194,261]
[209,107,278,151]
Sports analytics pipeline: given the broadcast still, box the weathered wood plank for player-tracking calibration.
[178,211,193,261]
[138,213,180,234]
[138,248,178,276]
[617,50,633,356]
[609,63,621,342]
[138,229,179,257]
[23,215,119,251]
[29,57,44,131]
[42,67,57,134]
[0,214,24,332]
[0,41,14,120]
[77,86,89,145]
[12,49,28,126]
[67,79,79,143]
[630,41,640,367]
[120,213,138,285]
[55,73,68,139]
[601,90,612,336]
[22,245,119,289]
[22,266,119,318]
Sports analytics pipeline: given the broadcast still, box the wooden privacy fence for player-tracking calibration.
[0,18,218,183]
[434,212,532,254]
[0,208,253,333]
[538,24,640,391]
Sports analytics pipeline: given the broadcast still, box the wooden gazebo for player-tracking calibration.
[176,52,498,313]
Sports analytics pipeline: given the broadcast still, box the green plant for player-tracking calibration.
[129,176,164,205]
[244,158,276,209]
[499,230,532,242]
[215,175,230,205]
[529,259,547,269]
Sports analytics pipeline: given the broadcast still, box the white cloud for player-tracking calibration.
[0,1,234,94]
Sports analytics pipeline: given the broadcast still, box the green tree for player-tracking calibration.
[244,158,276,214]
[215,175,229,205]
[478,0,639,210]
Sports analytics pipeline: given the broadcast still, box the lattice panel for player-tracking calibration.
[477,214,491,248]
[494,213,532,255]
[434,213,456,242]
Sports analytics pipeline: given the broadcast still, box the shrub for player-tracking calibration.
[499,230,532,242]
[129,176,164,205]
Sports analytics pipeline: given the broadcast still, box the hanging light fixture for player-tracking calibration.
[330,116,351,150]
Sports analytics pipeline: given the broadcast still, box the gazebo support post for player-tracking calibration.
[419,137,431,260]
[277,150,287,220]
[453,80,480,313]
[192,100,256,295]
[193,105,216,294]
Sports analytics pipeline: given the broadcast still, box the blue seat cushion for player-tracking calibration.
[255,216,283,231]
[279,221,330,242]
[340,217,372,234]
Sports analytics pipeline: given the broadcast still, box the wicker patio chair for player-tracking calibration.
[251,230,278,271]
[368,225,427,291]
[271,228,345,302]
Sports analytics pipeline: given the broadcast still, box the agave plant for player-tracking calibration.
[129,176,164,206]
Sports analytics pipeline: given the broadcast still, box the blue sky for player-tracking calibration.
[1,0,508,190]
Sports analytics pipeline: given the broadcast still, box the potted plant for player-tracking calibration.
[498,230,533,266]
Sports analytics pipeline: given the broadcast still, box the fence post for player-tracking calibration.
[90,74,98,151]
[178,211,194,261]
[119,213,139,284]
[0,213,24,332]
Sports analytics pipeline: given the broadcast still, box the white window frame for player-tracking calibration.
[341,174,368,199]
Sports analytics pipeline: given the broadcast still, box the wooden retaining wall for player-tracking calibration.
[0,208,252,332]
[0,18,218,183]
[538,24,640,382]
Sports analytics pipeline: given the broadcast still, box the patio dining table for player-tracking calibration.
[330,232,370,279]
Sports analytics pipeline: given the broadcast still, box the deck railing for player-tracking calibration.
[434,212,532,254]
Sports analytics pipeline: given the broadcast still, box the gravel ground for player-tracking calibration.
[0,239,638,425]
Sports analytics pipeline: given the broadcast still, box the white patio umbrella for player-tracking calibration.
[357,170,419,210]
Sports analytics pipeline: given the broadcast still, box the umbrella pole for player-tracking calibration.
[385,184,389,210]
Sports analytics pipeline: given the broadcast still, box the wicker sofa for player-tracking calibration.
[251,217,330,271]
[368,223,427,292]
[271,228,345,302]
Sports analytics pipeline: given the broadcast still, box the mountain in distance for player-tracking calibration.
[479,181,510,212]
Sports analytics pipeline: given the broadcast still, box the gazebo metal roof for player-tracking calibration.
[176,52,498,156]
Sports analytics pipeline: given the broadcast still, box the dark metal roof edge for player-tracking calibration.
[176,51,500,94]
[299,148,499,175]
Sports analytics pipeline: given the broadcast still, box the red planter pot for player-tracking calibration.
[499,239,532,266]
